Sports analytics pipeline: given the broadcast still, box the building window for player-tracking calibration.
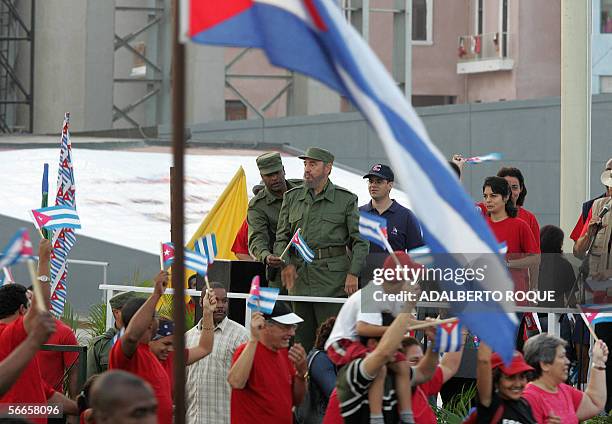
[225,100,247,121]
[602,0,612,33]
[411,95,456,107]
[412,0,433,43]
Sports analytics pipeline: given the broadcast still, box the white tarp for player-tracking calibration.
[0,148,410,254]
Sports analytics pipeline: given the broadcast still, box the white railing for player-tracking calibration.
[98,284,579,337]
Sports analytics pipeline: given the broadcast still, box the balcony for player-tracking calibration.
[456,32,514,74]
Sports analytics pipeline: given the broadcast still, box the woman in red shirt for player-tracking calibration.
[482,176,539,296]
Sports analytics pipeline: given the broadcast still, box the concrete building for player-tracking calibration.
[593,0,612,94]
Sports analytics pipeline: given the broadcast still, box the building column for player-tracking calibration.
[560,0,591,249]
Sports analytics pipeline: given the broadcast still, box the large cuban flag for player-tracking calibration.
[185,0,517,361]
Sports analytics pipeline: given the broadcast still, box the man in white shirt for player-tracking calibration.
[185,282,248,424]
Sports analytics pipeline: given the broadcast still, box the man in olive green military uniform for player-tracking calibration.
[86,292,138,379]
[274,147,369,351]
[248,152,302,290]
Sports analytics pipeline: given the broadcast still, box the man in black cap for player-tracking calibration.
[228,301,307,423]
[87,291,140,379]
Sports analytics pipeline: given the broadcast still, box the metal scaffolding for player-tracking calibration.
[0,0,33,133]
[113,0,170,132]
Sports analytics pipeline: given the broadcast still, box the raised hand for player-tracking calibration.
[250,311,265,342]
[153,271,169,296]
[202,288,217,312]
[288,343,308,375]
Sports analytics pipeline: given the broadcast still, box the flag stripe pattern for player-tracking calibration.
[184,248,209,276]
[194,234,217,264]
[247,280,280,315]
[31,206,81,230]
[0,228,33,269]
[579,304,612,326]
[433,321,463,353]
[50,113,76,317]
[161,242,175,269]
[188,0,517,360]
[465,152,502,164]
[291,228,314,263]
[359,211,388,250]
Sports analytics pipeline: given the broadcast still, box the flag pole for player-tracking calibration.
[280,228,298,260]
[378,227,401,266]
[171,0,187,422]
[41,163,50,240]
[159,242,165,271]
[26,259,46,312]
[406,317,457,331]
[579,314,600,341]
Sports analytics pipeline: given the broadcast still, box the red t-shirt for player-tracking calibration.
[230,342,296,424]
[486,216,539,294]
[523,383,583,424]
[109,339,173,424]
[0,316,55,424]
[322,389,342,424]
[159,348,189,395]
[413,367,444,424]
[231,220,250,255]
[36,319,79,391]
[477,202,540,252]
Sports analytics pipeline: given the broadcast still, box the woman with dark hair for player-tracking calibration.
[482,176,539,297]
[497,167,541,252]
[295,317,337,424]
[472,342,537,423]
[538,225,574,306]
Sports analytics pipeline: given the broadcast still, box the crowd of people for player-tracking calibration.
[0,148,610,423]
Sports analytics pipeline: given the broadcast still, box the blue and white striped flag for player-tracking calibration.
[194,234,217,265]
[31,205,81,230]
[247,286,280,315]
[184,247,209,276]
[0,228,33,269]
[433,320,463,353]
[187,0,517,361]
[291,228,314,263]
[359,211,389,251]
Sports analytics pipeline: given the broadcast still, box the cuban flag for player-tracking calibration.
[184,247,209,276]
[0,267,14,286]
[0,228,33,269]
[247,276,280,314]
[161,242,175,269]
[291,228,314,263]
[186,0,517,360]
[359,211,389,251]
[579,304,612,327]
[31,206,81,231]
[433,320,463,353]
[464,152,502,164]
[194,234,217,265]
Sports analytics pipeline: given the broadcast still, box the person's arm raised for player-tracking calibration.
[476,342,493,407]
[121,271,167,358]
[186,289,216,365]
[228,312,263,389]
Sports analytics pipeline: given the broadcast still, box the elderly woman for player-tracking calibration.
[523,334,608,423]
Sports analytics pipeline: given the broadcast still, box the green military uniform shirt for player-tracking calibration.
[86,327,117,379]
[248,178,302,287]
[274,179,369,297]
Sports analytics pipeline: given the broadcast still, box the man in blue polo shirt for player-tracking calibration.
[360,163,424,253]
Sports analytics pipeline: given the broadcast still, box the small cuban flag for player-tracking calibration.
[359,211,389,251]
[31,205,81,230]
[433,320,463,353]
[579,304,612,327]
[161,242,175,269]
[291,228,314,263]
[247,275,280,314]
[464,152,503,164]
[184,247,209,276]
[0,228,34,269]
[194,234,217,265]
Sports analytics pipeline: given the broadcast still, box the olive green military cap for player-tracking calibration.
[256,152,283,175]
[109,291,139,309]
[298,147,334,163]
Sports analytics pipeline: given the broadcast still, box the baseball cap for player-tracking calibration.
[263,301,304,325]
[363,164,394,182]
[491,351,534,376]
[109,291,140,310]
[605,157,612,170]
[153,319,174,340]
[601,169,612,188]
